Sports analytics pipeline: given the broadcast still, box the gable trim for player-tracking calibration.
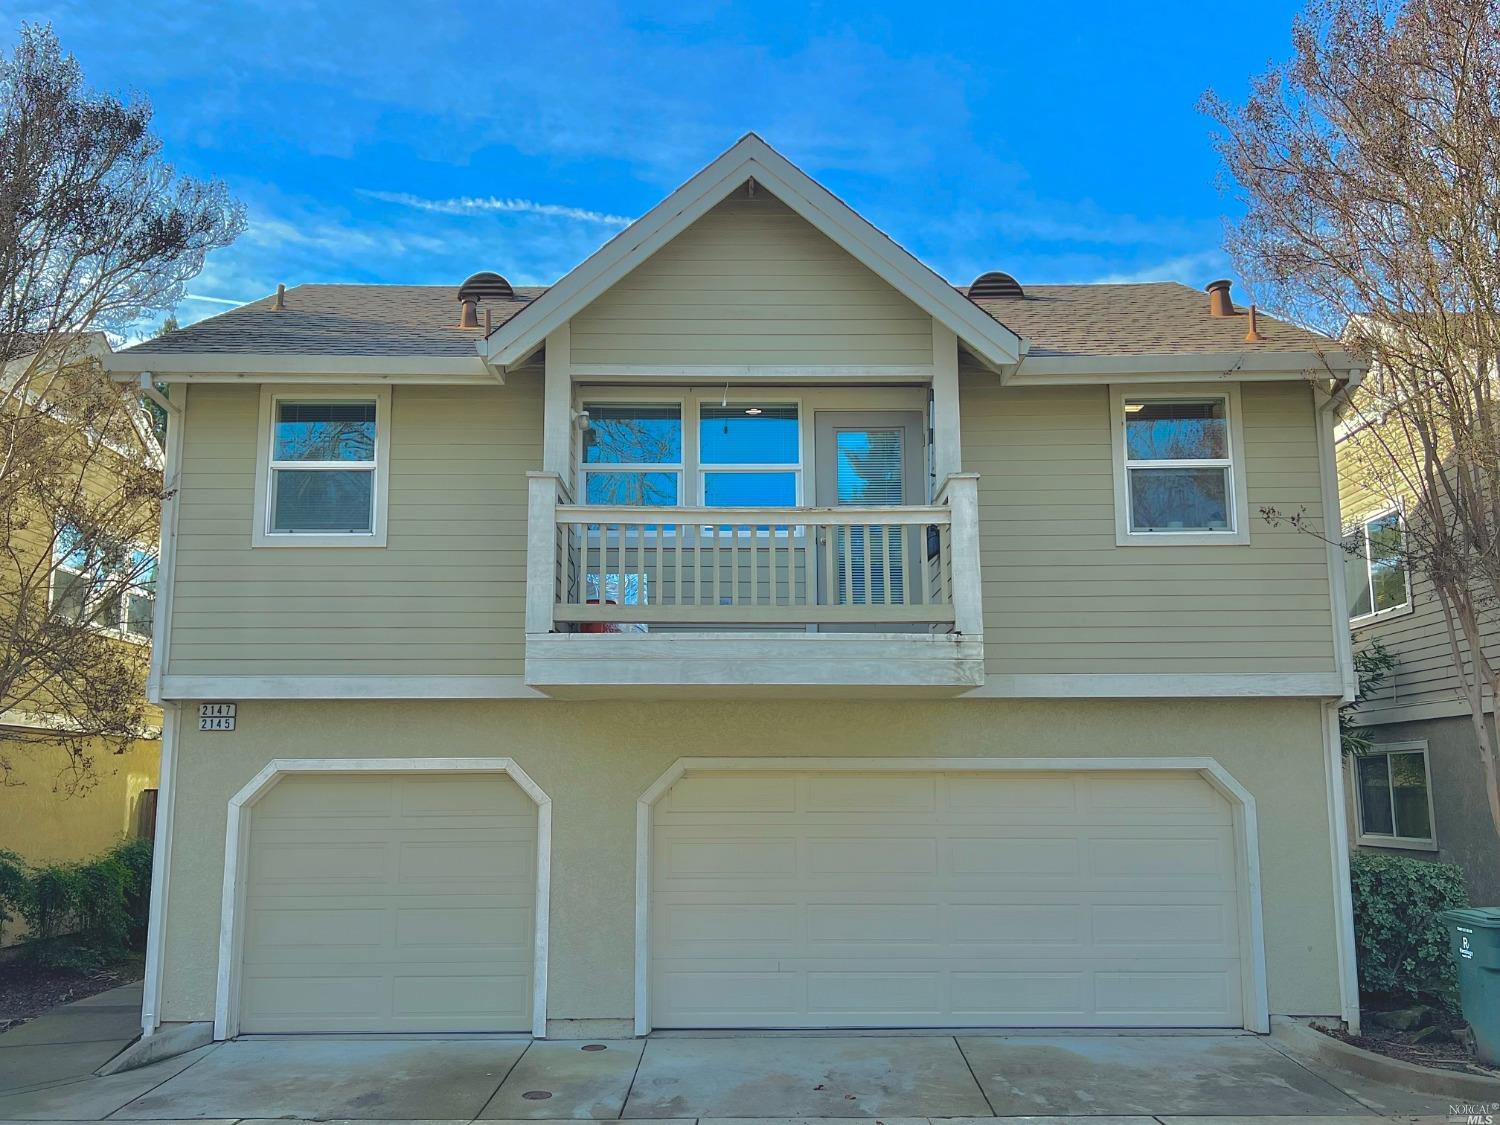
[481,135,1025,370]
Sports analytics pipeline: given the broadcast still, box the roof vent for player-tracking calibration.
[458,271,515,302]
[1206,278,1235,317]
[968,271,1024,299]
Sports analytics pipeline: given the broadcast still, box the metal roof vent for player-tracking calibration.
[968,271,1024,299]
[459,271,515,302]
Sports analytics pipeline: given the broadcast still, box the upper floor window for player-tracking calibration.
[254,388,390,547]
[1355,743,1435,849]
[579,397,803,507]
[51,525,156,640]
[1345,509,1410,625]
[1110,386,1249,546]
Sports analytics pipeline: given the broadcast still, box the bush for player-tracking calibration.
[0,838,153,972]
[1351,851,1468,1011]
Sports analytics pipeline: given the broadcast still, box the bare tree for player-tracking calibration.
[0,24,243,789]
[1204,0,1500,841]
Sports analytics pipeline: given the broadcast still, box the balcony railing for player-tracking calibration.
[526,472,982,637]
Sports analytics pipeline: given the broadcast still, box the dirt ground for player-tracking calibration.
[1324,1014,1499,1078]
[0,957,143,1034]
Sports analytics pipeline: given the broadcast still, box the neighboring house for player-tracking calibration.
[107,136,1367,1043]
[1336,396,1500,902]
[0,333,160,887]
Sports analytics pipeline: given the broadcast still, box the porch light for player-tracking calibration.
[744,407,763,415]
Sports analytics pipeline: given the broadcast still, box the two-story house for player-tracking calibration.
[107,136,1365,1045]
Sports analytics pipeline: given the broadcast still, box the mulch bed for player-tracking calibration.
[0,958,144,1035]
[1322,1016,1500,1078]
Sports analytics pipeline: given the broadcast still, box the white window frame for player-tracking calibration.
[48,527,156,645]
[1347,505,1413,628]
[1354,740,1437,851]
[252,386,391,548]
[1110,384,1250,546]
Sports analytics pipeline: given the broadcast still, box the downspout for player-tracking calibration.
[1316,368,1365,1032]
[137,373,184,1037]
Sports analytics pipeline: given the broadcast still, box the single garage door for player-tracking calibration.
[650,769,1246,1029]
[238,772,536,1033]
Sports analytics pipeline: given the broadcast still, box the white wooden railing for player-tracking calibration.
[526,472,982,636]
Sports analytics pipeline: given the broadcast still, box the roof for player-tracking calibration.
[123,280,1333,362]
[129,285,544,357]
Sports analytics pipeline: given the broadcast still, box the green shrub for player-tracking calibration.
[0,838,153,972]
[1351,851,1468,1011]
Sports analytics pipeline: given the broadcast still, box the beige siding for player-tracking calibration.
[1338,436,1499,717]
[964,371,1337,675]
[569,187,933,367]
[168,375,541,678]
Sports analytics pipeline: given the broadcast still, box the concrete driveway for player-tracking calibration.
[0,1020,1471,1123]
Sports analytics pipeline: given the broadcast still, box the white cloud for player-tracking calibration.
[1089,250,1232,285]
[182,293,248,307]
[359,190,633,227]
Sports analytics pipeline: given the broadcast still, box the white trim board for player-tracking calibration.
[1321,702,1361,1032]
[633,755,1272,1037]
[1009,351,1362,383]
[481,134,1024,371]
[139,701,180,1037]
[107,354,498,381]
[212,757,551,1041]
[160,675,549,699]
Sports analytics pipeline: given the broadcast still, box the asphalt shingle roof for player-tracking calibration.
[125,280,1333,360]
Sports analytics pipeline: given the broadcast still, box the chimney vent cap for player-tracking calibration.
[1206,278,1235,317]
[458,271,515,302]
[968,271,1025,300]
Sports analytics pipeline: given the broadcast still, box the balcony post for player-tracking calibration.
[526,471,562,635]
[940,473,984,637]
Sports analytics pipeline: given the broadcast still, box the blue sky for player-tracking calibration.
[16,1,1308,330]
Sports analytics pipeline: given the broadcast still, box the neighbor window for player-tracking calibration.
[580,403,682,506]
[1346,510,1410,625]
[1117,394,1240,540]
[51,524,155,640]
[255,389,389,546]
[1356,744,1435,848]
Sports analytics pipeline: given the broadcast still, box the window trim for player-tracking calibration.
[1354,740,1438,851]
[1109,384,1250,546]
[1347,505,1413,629]
[252,386,391,548]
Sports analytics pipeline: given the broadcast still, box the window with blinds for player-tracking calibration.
[834,427,906,604]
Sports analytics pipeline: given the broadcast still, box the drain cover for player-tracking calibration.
[581,1043,608,1052]
[522,1091,553,1101]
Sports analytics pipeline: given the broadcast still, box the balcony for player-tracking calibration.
[523,472,984,695]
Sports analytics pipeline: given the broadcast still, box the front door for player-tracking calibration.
[813,411,926,621]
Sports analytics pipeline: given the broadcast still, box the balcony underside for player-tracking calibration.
[524,630,985,699]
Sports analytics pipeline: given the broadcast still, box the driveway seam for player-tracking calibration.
[102,1039,222,1120]
[1260,1033,1380,1112]
[950,1035,998,1117]
[471,1035,535,1120]
[618,1034,650,1119]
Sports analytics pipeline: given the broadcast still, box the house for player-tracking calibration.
[0,332,160,895]
[1336,390,1500,901]
[106,135,1366,1043]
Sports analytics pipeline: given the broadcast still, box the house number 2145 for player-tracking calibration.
[198,702,237,732]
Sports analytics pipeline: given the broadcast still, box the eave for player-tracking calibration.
[1004,349,1367,386]
[106,352,498,383]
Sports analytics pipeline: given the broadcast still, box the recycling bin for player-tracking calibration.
[1440,907,1500,1066]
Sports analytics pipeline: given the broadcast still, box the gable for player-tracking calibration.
[568,186,933,368]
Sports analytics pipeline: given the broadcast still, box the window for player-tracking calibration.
[578,398,803,508]
[580,404,682,505]
[1346,510,1411,625]
[254,388,389,546]
[1111,387,1248,545]
[50,525,156,640]
[699,403,799,506]
[1355,743,1436,848]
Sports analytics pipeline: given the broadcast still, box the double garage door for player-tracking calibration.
[234,768,1246,1033]
[650,769,1247,1029]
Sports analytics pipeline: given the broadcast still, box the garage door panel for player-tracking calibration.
[239,773,535,1034]
[651,769,1245,1029]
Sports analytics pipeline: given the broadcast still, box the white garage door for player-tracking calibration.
[238,772,536,1033]
[650,769,1245,1028]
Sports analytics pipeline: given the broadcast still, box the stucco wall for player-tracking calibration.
[1352,713,1500,902]
[157,697,1343,1027]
